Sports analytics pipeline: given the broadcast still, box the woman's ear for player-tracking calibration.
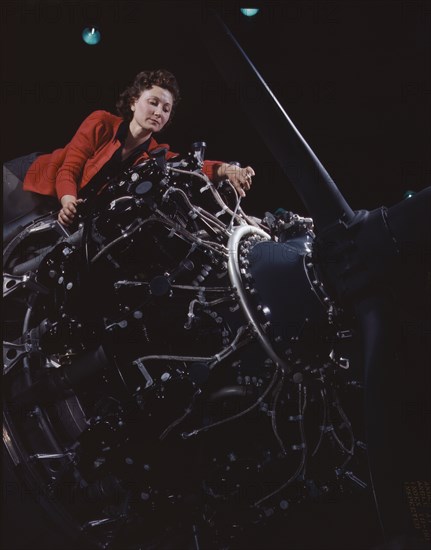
[130,97,138,112]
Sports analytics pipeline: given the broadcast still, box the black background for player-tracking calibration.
[1,0,430,219]
[1,1,430,549]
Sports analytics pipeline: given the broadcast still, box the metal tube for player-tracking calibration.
[198,11,354,231]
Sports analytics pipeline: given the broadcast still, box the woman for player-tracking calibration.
[22,69,255,226]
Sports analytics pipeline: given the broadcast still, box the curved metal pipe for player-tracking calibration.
[227,225,290,372]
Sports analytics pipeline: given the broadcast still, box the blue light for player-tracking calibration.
[403,190,416,200]
[240,8,260,17]
[82,26,101,46]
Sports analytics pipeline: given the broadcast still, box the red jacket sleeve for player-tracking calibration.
[23,110,113,199]
[55,111,110,199]
[202,160,223,181]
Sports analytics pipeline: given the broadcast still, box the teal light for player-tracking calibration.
[240,8,260,17]
[403,190,416,200]
[82,26,101,46]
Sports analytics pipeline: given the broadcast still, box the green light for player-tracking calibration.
[82,26,101,46]
[240,8,260,17]
[403,190,416,200]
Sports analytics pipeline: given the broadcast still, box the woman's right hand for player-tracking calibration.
[58,195,83,226]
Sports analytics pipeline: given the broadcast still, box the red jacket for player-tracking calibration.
[23,110,222,200]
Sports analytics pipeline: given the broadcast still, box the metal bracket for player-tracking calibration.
[3,341,33,374]
[133,358,154,389]
[3,273,49,298]
[3,319,49,374]
[329,349,350,369]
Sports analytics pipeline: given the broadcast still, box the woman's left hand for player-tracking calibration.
[216,163,255,198]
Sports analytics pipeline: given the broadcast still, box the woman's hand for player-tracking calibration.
[58,195,83,226]
[216,163,255,198]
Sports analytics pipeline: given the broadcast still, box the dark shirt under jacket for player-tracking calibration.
[83,121,151,196]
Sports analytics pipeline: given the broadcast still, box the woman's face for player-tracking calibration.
[130,85,173,133]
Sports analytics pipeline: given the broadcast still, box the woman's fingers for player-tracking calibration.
[234,180,246,197]
[244,166,255,187]
[66,203,77,215]
[57,196,85,226]
[58,211,73,226]
[231,166,255,195]
[63,205,76,218]
[243,167,255,186]
[58,200,79,226]
[58,210,72,226]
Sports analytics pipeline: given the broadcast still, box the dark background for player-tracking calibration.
[1,2,430,549]
[1,0,430,219]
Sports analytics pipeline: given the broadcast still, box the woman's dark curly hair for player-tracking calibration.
[116,69,181,124]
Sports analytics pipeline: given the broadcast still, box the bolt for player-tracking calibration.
[279,500,289,510]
